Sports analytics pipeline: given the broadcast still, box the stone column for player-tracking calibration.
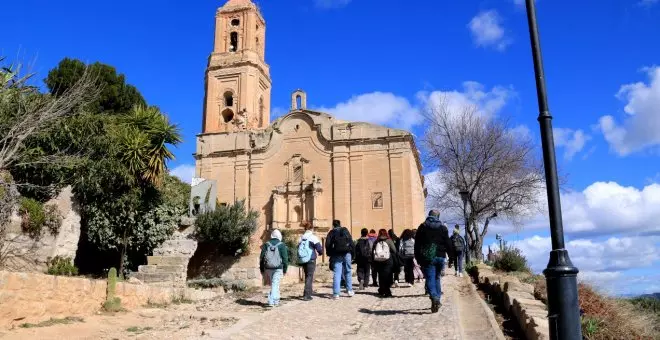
[332,146,351,228]
[388,147,405,232]
[349,153,365,236]
[234,155,250,203]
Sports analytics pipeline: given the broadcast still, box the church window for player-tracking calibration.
[293,165,303,182]
[296,95,302,110]
[372,192,384,209]
[230,32,238,52]
[224,91,234,107]
[222,108,234,123]
[231,19,240,26]
[258,96,264,126]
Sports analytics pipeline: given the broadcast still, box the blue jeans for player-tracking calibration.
[331,253,353,296]
[456,251,465,273]
[267,269,283,306]
[424,257,446,301]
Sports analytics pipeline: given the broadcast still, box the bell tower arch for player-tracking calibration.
[202,0,272,133]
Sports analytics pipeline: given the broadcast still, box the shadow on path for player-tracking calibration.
[358,308,430,316]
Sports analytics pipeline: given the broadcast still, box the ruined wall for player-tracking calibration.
[0,271,218,329]
[2,186,81,272]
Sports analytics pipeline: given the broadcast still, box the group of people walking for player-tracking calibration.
[259,210,466,313]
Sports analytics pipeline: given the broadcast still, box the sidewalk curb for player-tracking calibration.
[466,276,506,340]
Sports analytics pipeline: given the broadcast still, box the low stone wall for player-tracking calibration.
[0,271,218,329]
[471,265,549,340]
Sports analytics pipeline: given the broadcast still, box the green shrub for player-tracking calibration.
[18,198,62,237]
[103,267,124,312]
[493,245,530,272]
[194,200,258,256]
[281,229,300,265]
[46,256,79,276]
[187,277,248,292]
[581,316,602,338]
[19,197,46,236]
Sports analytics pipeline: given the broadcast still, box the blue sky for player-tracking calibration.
[4,0,660,295]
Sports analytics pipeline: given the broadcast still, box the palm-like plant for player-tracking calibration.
[115,105,182,187]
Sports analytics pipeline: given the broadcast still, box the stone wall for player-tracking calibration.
[471,264,549,340]
[0,271,218,329]
[2,186,81,272]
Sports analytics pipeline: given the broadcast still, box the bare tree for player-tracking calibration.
[0,57,99,172]
[423,96,545,262]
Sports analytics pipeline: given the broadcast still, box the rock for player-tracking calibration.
[127,277,143,285]
[504,281,534,295]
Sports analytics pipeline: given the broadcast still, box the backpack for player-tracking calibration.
[373,241,391,262]
[332,228,352,254]
[357,239,372,260]
[297,238,313,264]
[400,239,415,258]
[453,235,465,252]
[264,241,283,269]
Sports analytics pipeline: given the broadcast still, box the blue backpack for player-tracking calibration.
[297,237,313,264]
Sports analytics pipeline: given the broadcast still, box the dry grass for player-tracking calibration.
[578,284,657,340]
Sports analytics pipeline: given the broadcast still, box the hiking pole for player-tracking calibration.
[524,0,582,339]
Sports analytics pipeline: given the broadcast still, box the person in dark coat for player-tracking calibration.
[388,229,401,287]
[354,228,373,290]
[414,210,453,313]
[367,229,378,286]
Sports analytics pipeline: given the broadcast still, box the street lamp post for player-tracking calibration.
[459,190,470,266]
[524,0,582,339]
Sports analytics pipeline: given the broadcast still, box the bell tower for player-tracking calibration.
[202,0,272,133]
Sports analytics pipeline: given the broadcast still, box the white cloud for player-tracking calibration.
[314,0,351,9]
[170,164,195,184]
[598,66,660,156]
[318,81,514,130]
[420,81,515,120]
[553,127,591,160]
[493,235,660,295]
[489,181,660,238]
[468,10,512,51]
[318,92,420,130]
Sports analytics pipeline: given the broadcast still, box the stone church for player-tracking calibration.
[194,0,426,253]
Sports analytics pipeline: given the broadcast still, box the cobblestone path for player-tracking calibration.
[3,274,503,340]
[207,275,502,340]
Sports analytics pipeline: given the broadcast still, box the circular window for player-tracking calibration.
[231,19,240,26]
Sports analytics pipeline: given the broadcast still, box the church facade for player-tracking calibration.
[194,0,426,249]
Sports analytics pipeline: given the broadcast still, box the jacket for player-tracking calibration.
[325,226,354,257]
[259,238,289,274]
[355,237,373,264]
[414,216,453,265]
[298,230,324,261]
[450,233,466,252]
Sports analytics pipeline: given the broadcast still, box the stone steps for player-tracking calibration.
[147,256,190,266]
[138,265,184,274]
[132,272,176,284]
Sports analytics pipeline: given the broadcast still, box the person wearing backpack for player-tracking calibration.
[325,220,355,299]
[414,210,453,313]
[355,228,373,290]
[259,229,289,307]
[399,229,416,286]
[450,225,466,277]
[297,222,323,301]
[372,229,397,298]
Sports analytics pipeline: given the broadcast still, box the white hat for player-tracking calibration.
[271,229,282,241]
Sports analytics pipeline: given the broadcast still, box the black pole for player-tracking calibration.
[524,1,582,339]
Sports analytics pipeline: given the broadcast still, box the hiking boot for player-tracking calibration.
[431,300,441,313]
[358,282,364,291]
